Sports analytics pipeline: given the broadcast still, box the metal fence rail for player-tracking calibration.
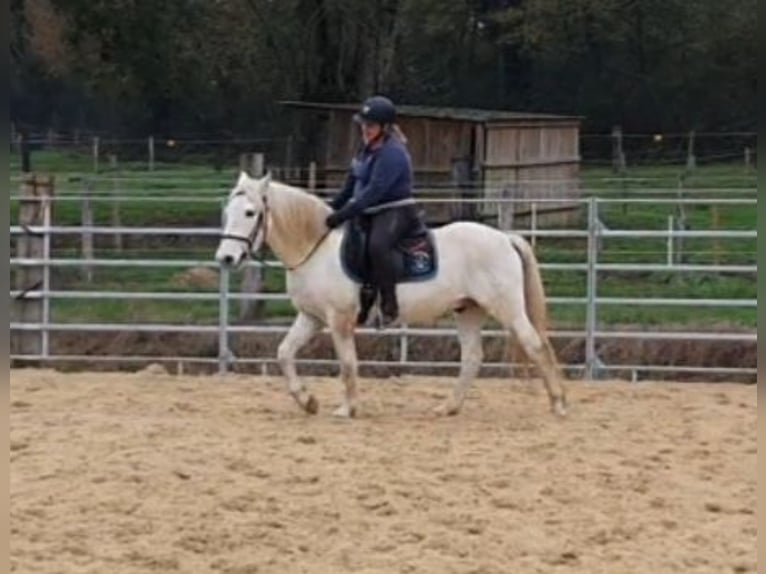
[9,196,757,381]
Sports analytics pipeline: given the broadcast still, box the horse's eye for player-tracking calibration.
[245,210,256,218]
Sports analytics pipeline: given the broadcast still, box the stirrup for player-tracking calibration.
[375,308,399,330]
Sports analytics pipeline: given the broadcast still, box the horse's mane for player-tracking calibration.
[265,180,332,258]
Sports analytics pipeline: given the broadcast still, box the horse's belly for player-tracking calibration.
[398,277,464,324]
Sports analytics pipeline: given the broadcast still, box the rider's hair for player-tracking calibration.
[386,123,408,145]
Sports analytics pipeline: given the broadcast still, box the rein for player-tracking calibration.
[283,227,332,271]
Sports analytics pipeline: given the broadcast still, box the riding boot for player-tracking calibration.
[378,278,399,327]
[356,283,377,326]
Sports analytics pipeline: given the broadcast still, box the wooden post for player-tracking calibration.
[611,125,626,174]
[498,185,515,230]
[239,152,266,321]
[308,161,317,192]
[250,153,264,178]
[109,154,122,252]
[451,157,475,221]
[12,174,54,361]
[92,136,100,173]
[285,136,294,176]
[148,136,155,171]
[81,179,94,283]
[19,131,31,173]
[686,130,696,170]
[744,147,752,170]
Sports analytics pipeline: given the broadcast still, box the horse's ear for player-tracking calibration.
[237,171,250,187]
[262,171,272,185]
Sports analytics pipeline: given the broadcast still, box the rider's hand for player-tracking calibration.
[325,212,344,229]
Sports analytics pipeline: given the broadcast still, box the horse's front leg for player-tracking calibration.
[328,312,359,418]
[277,312,321,414]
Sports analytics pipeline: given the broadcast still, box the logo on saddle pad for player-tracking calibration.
[404,241,432,275]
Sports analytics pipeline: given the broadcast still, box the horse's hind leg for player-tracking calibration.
[508,314,566,416]
[435,305,484,416]
[277,312,321,414]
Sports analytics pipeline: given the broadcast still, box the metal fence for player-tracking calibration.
[9,194,757,381]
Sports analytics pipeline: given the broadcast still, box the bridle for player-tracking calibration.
[220,188,331,272]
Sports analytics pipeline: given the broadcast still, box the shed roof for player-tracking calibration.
[280,101,582,123]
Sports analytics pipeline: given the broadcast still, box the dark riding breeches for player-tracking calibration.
[365,204,421,318]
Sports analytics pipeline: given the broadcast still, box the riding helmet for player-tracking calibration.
[354,96,397,125]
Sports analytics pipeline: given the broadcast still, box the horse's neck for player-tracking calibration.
[265,183,330,266]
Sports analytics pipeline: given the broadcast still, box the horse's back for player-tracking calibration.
[432,219,510,248]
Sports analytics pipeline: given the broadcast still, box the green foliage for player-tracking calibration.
[11,0,756,134]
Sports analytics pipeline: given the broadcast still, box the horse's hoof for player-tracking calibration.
[551,397,567,417]
[434,402,460,417]
[305,395,319,415]
[332,404,356,418]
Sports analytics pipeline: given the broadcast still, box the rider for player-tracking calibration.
[325,95,420,327]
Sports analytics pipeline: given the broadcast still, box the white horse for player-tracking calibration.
[215,172,566,418]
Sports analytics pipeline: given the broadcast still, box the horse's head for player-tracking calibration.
[215,171,270,269]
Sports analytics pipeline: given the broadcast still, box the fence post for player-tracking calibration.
[148,136,155,171]
[218,200,232,375]
[584,197,599,380]
[611,125,626,174]
[498,185,515,230]
[666,215,674,267]
[218,266,231,375]
[530,201,538,249]
[12,174,54,362]
[308,161,317,192]
[744,147,752,170]
[250,153,264,178]
[285,135,294,177]
[19,132,31,173]
[675,174,687,267]
[41,189,52,359]
[92,136,100,173]
[81,179,94,282]
[109,154,123,252]
[711,205,721,266]
[399,326,408,367]
[686,130,696,170]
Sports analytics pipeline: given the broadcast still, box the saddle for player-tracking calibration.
[339,217,438,285]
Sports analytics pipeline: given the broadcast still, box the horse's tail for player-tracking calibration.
[506,233,559,378]
[507,233,548,336]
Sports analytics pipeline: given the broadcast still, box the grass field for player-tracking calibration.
[10,150,757,330]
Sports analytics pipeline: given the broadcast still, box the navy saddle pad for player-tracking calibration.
[340,220,438,284]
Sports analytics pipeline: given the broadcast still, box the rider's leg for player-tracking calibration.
[356,216,377,326]
[368,206,418,323]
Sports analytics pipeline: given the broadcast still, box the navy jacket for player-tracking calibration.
[330,135,413,220]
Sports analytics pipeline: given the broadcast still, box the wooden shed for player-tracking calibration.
[281,101,582,227]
